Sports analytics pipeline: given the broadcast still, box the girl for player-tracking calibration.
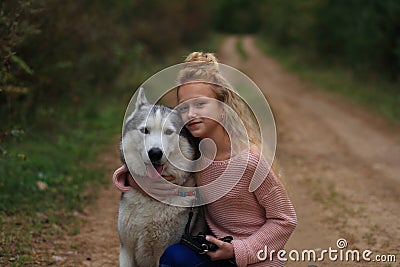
[113,52,297,267]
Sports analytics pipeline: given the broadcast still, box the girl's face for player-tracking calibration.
[177,83,224,139]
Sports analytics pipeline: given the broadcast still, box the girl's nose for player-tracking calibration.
[187,106,197,118]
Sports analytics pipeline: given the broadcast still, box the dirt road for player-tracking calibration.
[57,36,400,266]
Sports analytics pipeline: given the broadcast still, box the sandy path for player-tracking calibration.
[56,143,121,266]
[218,36,399,266]
[56,36,400,266]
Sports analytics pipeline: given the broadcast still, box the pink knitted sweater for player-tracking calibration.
[197,149,297,267]
[113,149,297,267]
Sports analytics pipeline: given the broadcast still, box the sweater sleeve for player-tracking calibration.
[112,165,132,192]
[231,170,297,267]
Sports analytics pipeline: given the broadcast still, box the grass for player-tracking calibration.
[235,36,249,61]
[0,89,126,265]
[256,37,400,125]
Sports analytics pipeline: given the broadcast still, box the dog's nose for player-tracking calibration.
[148,148,163,162]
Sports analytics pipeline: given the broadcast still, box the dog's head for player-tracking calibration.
[121,88,197,184]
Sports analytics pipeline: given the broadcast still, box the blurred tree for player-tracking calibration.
[212,0,263,33]
[0,0,41,126]
[314,0,400,78]
[0,0,212,129]
[258,0,400,80]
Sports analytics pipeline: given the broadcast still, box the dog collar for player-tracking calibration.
[177,189,196,197]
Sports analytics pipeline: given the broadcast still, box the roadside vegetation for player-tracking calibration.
[235,37,249,62]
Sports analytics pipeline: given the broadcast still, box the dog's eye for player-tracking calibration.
[140,127,149,134]
[165,129,174,135]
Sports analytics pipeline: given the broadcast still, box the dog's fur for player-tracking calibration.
[118,88,198,267]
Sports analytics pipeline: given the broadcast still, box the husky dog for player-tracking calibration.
[118,88,198,267]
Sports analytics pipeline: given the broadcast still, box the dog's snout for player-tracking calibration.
[148,148,163,162]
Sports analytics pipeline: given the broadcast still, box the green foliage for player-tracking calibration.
[212,0,263,33]
[0,0,213,128]
[258,0,400,80]
[0,92,123,265]
[211,0,400,79]
[0,1,41,127]
[210,0,400,81]
[259,0,322,49]
[314,0,400,78]
[235,37,248,61]
[0,98,115,213]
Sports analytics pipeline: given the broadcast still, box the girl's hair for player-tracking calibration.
[177,52,290,193]
[177,52,261,150]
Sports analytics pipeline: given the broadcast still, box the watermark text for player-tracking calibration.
[257,238,397,264]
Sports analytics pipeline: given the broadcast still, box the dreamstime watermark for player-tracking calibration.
[257,238,397,264]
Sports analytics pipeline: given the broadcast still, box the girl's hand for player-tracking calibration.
[205,236,234,261]
[128,173,177,200]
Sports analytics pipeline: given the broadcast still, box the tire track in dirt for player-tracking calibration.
[218,36,400,266]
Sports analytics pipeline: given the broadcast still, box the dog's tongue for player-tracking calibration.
[147,165,163,179]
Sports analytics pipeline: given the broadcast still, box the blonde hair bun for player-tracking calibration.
[184,52,218,63]
[179,51,228,87]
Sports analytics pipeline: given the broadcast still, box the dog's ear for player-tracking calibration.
[135,87,149,110]
[124,87,149,125]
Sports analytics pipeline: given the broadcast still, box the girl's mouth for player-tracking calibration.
[187,120,202,127]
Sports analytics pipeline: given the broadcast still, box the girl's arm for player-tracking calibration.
[231,169,297,267]
[113,165,135,192]
[112,165,177,199]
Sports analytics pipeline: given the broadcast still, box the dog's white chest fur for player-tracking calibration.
[118,190,193,266]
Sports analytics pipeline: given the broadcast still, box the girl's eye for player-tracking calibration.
[140,127,149,134]
[195,99,208,107]
[165,129,174,135]
[195,102,205,107]
[177,105,188,113]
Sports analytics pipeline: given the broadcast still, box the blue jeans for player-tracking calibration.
[159,243,236,267]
